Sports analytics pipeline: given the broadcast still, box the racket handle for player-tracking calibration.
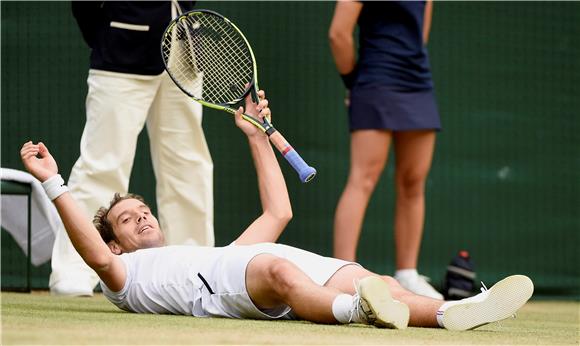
[268,131,317,183]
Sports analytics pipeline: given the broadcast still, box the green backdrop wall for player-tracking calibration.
[1,1,578,297]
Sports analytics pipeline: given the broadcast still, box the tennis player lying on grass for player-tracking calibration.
[20,90,533,331]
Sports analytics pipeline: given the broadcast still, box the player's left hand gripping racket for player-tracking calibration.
[161,9,316,183]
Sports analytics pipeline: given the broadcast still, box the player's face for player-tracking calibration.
[107,198,165,253]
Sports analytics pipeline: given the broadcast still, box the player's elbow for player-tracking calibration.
[280,208,293,225]
[328,27,349,48]
[267,207,293,228]
[274,208,293,226]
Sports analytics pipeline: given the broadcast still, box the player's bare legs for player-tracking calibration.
[392,131,436,270]
[246,254,410,328]
[333,130,392,261]
[245,254,342,323]
[325,264,441,327]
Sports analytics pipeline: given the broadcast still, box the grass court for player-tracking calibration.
[2,291,578,345]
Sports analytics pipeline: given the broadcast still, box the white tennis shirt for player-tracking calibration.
[100,243,355,318]
[100,245,223,315]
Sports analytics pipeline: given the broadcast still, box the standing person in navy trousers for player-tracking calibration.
[329,0,443,299]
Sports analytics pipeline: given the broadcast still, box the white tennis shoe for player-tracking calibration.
[351,276,410,329]
[395,273,444,300]
[439,275,534,331]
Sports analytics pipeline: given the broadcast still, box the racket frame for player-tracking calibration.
[161,9,316,183]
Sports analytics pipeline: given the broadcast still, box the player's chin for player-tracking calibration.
[141,230,165,249]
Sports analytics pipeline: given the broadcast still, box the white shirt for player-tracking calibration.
[100,243,355,318]
[100,245,225,315]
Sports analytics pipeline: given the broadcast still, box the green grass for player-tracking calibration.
[1,292,578,345]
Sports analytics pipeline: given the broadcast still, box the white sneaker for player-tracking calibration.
[50,280,94,297]
[351,276,410,329]
[395,273,444,300]
[440,275,534,331]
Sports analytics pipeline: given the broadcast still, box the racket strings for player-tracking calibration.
[186,18,251,103]
[162,13,254,105]
[195,19,248,102]
[164,32,202,95]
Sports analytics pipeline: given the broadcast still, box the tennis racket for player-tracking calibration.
[161,9,316,183]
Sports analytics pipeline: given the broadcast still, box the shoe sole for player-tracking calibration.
[359,276,410,329]
[442,275,534,331]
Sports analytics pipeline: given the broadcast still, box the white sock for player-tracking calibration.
[436,301,462,328]
[395,269,418,281]
[331,294,355,324]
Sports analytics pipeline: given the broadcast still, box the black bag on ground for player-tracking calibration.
[442,250,477,300]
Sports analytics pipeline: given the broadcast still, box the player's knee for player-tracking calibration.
[267,258,300,298]
[350,169,382,193]
[396,173,426,199]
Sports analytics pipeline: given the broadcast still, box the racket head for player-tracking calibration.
[161,10,259,108]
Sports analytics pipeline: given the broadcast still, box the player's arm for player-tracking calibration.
[233,91,292,245]
[20,141,126,291]
[423,0,433,44]
[329,1,363,86]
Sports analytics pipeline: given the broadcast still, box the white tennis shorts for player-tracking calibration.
[195,243,357,319]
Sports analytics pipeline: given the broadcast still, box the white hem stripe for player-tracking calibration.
[110,21,150,32]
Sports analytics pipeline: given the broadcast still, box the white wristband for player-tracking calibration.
[41,174,69,201]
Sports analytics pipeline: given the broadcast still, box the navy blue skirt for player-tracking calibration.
[348,86,441,132]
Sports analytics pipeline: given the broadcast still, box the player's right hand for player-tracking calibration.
[20,141,58,182]
[235,89,271,138]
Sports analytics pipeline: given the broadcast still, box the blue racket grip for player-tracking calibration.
[283,150,317,183]
[268,130,316,183]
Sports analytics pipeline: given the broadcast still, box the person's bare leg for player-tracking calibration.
[325,264,442,327]
[333,130,392,261]
[392,130,436,270]
[245,254,343,323]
